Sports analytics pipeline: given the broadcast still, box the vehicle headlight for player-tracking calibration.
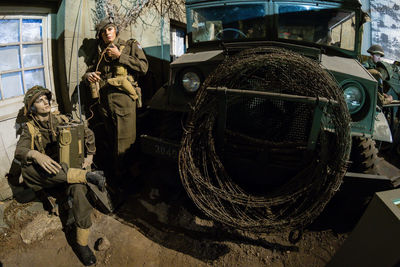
[182,71,201,93]
[343,83,365,114]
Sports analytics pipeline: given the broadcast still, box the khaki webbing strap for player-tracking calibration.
[59,128,72,167]
[26,121,45,153]
[54,114,69,124]
[26,122,36,150]
[56,114,72,167]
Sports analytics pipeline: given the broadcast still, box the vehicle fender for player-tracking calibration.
[147,85,169,110]
[372,109,392,143]
[147,85,190,112]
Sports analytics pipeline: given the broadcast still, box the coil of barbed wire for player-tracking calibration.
[179,47,351,232]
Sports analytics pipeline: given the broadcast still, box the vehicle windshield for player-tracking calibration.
[277,5,356,51]
[189,3,268,42]
[188,3,356,51]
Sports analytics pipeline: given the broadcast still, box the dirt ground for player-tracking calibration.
[0,161,354,267]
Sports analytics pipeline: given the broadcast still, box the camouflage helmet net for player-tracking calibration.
[23,85,52,115]
[179,47,351,232]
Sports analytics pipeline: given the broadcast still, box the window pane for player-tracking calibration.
[0,19,19,44]
[23,44,43,67]
[0,46,21,71]
[24,68,45,89]
[171,28,185,58]
[22,19,42,42]
[1,72,24,98]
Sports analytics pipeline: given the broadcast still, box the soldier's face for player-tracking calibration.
[101,26,117,44]
[372,54,381,63]
[33,95,51,114]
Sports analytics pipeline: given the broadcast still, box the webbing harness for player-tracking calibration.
[26,113,69,153]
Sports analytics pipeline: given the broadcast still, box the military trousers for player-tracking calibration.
[22,163,93,229]
[99,87,136,176]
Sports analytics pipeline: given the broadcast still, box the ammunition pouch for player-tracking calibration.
[107,65,142,107]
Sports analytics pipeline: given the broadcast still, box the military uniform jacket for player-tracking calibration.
[87,37,148,84]
[362,58,377,70]
[15,113,96,165]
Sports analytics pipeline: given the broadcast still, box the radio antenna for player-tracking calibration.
[76,0,83,122]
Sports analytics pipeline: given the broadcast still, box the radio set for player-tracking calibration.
[58,122,85,168]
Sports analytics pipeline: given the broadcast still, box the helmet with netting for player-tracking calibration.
[23,85,52,115]
[95,18,118,39]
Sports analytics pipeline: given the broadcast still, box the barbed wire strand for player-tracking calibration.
[179,47,351,232]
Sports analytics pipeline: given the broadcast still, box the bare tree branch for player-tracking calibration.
[147,0,186,21]
[92,0,151,32]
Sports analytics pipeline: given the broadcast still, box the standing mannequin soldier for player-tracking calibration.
[14,85,107,266]
[85,18,148,185]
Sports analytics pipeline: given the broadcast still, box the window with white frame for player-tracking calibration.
[170,20,186,61]
[170,27,186,61]
[0,15,52,119]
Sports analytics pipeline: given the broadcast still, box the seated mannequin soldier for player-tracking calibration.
[14,85,106,266]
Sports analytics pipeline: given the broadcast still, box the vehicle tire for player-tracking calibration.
[349,137,379,174]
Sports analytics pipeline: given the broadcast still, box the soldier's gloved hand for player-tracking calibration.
[28,150,61,175]
[87,71,101,83]
[82,154,93,170]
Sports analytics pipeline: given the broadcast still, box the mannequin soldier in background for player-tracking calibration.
[363,44,393,105]
[363,44,385,70]
[85,18,148,186]
[14,86,106,266]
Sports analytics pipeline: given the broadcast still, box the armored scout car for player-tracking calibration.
[141,0,396,231]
